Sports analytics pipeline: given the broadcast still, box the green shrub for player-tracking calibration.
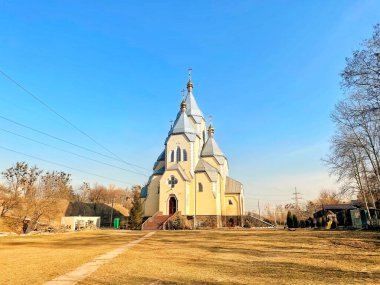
[243,223,251,228]
[293,214,299,228]
[322,216,327,227]
[166,216,188,230]
[287,211,294,228]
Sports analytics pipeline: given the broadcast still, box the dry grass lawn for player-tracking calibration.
[79,229,380,285]
[0,230,145,285]
[1,229,380,284]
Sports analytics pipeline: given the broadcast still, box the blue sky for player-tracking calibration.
[0,1,379,211]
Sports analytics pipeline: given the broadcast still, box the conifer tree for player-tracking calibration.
[128,186,143,230]
[293,214,299,228]
[286,211,294,228]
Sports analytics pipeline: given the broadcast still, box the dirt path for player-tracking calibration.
[44,231,156,285]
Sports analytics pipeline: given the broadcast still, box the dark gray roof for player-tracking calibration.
[185,92,204,123]
[153,166,165,176]
[140,185,148,198]
[195,159,219,182]
[153,150,165,170]
[323,204,357,210]
[225,177,243,194]
[157,150,165,161]
[201,137,225,158]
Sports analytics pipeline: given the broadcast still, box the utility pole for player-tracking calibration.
[292,187,302,214]
[110,196,114,228]
[194,174,197,229]
[274,205,277,227]
[258,200,261,219]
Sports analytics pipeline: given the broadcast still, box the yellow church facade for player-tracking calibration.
[141,73,245,228]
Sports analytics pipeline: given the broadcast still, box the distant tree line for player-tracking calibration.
[257,189,342,228]
[0,161,143,232]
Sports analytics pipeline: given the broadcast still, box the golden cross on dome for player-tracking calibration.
[188,67,192,81]
[209,115,213,125]
[181,89,186,101]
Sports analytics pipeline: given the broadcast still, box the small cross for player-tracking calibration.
[188,67,192,81]
[169,120,173,128]
[209,115,213,125]
[168,175,178,189]
[181,89,186,101]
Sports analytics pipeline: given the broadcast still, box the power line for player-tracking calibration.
[0,114,150,175]
[0,127,148,177]
[0,68,150,172]
[0,145,132,185]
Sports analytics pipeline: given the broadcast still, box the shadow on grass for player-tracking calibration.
[133,231,380,283]
[1,231,145,249]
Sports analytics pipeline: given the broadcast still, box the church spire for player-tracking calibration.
[207,115,214,138]
[180,89,187,113]
[187,67,193,92]
[184,67,204,123]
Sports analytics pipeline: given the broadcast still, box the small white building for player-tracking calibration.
[61,216,101,231]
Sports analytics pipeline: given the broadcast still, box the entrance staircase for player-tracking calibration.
[142,212,170,230]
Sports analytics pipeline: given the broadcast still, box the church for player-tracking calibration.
[140,71,245,228]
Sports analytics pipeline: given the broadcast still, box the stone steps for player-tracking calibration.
[142,213,170,230]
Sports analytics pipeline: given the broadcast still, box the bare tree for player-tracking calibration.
[326,24,380,212]
[0,162,41,217]
[76,182,91,202]
[0,183,19,217]
[88,184,108,203]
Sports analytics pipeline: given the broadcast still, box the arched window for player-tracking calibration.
[183,149,188,161]
[198,183,203,192]
[170,150,174,162]
[176,147,181,162]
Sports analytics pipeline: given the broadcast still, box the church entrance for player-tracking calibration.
[168,196,177,215]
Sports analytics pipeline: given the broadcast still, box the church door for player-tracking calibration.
[168,196,177,215]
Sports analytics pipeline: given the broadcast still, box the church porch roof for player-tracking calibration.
[195,159,219,182]
[167,164,191,181]
[225,176,243,194]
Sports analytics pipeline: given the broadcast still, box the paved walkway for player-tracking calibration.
[44,231,156,285]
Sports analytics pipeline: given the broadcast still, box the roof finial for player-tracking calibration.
[208,115,214,138]
[187,67,193,92]
[180,90,187,112]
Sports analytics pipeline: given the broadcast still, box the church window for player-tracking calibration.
[176,147,181,162]
[170,150,174,162]
[228,199,233,205]
[198,183,203,192]
[157,186,160,194]
[183,149,188,161]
